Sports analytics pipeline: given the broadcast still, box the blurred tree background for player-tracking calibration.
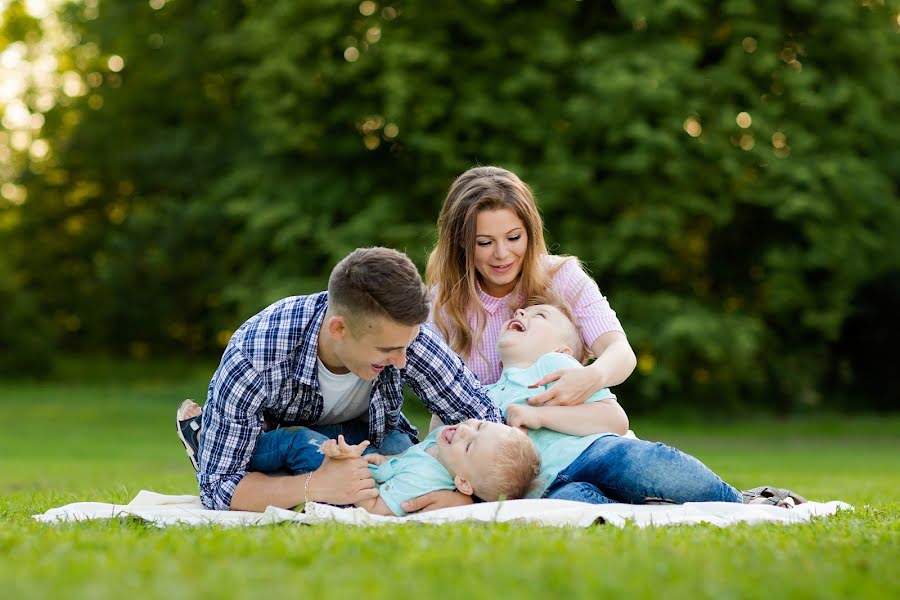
[1,0,898,414]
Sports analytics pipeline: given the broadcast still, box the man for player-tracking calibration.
[178,247,502,512]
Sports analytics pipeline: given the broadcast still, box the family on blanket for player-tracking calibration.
[176,166,806,516]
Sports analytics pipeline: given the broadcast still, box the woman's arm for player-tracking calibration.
[428,414,445,432]
[586,330,637,388]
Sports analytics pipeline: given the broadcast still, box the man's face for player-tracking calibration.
[331,314,420,380]
[431,419,522,494]
[497,304,577,364]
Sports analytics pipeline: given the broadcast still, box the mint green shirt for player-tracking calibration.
[369,427,456,516]
[486,352,618,498]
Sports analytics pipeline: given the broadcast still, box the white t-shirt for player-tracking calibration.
[313,357,373,425]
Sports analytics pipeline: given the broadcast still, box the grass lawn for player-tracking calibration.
[1,358,898,599]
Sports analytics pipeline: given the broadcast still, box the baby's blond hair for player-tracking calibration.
[474,429,541,501]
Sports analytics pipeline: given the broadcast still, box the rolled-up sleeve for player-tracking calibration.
[197,344,267,510]
[405,325,504,425]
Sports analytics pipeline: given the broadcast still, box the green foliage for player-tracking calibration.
[1,1,898,412]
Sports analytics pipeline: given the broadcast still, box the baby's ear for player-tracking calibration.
[555,345,574,356]
[454,474,474,496]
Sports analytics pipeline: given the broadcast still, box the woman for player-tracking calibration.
[426,165,636,406]
[412,167,805,512]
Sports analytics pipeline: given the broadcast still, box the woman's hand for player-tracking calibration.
[526,367,601,406]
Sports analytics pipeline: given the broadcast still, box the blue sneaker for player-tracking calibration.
[176,399,202,472]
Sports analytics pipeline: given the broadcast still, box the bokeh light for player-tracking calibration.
[683,116,702,137]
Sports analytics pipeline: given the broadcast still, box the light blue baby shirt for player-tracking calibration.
[369,427,456,516]
[486,352,618,498]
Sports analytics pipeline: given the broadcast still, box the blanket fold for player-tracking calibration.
[32,490,852,528]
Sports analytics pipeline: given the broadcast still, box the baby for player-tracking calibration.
[322,420,540,516]
[485,299,805,508]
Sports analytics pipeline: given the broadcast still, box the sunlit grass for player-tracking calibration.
[1,358,897,599]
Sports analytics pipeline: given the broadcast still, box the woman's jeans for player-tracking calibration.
[543,435,743,505]
[248,420,416,475]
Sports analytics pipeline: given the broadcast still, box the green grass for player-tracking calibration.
[1,358,898,599]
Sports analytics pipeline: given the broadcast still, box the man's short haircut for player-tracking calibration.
[476,430,541,502]
[328,247,430,328]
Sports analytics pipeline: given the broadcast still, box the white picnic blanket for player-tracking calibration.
[33,490,852,528]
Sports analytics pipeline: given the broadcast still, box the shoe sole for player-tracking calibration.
[176,399,201,472]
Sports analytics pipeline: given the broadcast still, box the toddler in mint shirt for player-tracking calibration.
[484,301,629,498]
[487,351,620,497]
[320,420,539,516]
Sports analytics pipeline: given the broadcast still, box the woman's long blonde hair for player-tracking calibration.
[426,166,563,360]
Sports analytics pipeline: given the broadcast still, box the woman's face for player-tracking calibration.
[473,208,528,297]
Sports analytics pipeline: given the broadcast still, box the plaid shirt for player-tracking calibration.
[197,292,503,510]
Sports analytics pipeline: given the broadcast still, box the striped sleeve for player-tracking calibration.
[197,344,267,510]
[551,258,625,348]
[404,326,504,425]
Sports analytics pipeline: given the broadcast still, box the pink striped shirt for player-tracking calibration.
[429,255,625,385]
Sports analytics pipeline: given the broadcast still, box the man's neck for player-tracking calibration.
[317,312,350,374]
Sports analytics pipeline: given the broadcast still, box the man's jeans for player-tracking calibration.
[543,435,743,505]
[248,420,416,475]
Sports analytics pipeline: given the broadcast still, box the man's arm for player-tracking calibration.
[197,345,268,511]
[199,346,378,511]
[230,458,378,512]
[507,399,629,437]
[404,325,504,425]
[354,495,395,516]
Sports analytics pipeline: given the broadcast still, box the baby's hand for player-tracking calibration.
[364,453,389,466]
[506,404,543,430]
[321,435,370,459]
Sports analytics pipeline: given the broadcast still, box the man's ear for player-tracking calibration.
[453,474,474,496]
[555,345,574,356]
[327,315,348,340]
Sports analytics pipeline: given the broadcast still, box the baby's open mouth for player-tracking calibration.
[508,319,526,332]
[441,426,457,444]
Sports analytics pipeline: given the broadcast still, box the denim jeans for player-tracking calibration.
[248,420,417,475]
[543,435,742,505]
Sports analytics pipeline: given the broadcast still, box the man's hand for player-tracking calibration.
[506,403,543,430]
[320,434,370,459]
[308,453,377,505]
[364,453,390,466]
[401,490,474,514]
[527,367,599,406]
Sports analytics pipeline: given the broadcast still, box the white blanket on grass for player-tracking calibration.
[33,490,852,528]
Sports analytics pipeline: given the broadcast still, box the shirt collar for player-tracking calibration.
[291,293,329,386]
[476,279,522,315]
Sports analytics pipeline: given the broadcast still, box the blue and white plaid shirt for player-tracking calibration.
[197,292,503,510]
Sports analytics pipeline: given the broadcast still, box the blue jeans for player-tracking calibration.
[248,420,416,475]
[543,436,742,505]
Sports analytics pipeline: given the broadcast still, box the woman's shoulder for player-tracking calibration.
[543,254,592,287]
